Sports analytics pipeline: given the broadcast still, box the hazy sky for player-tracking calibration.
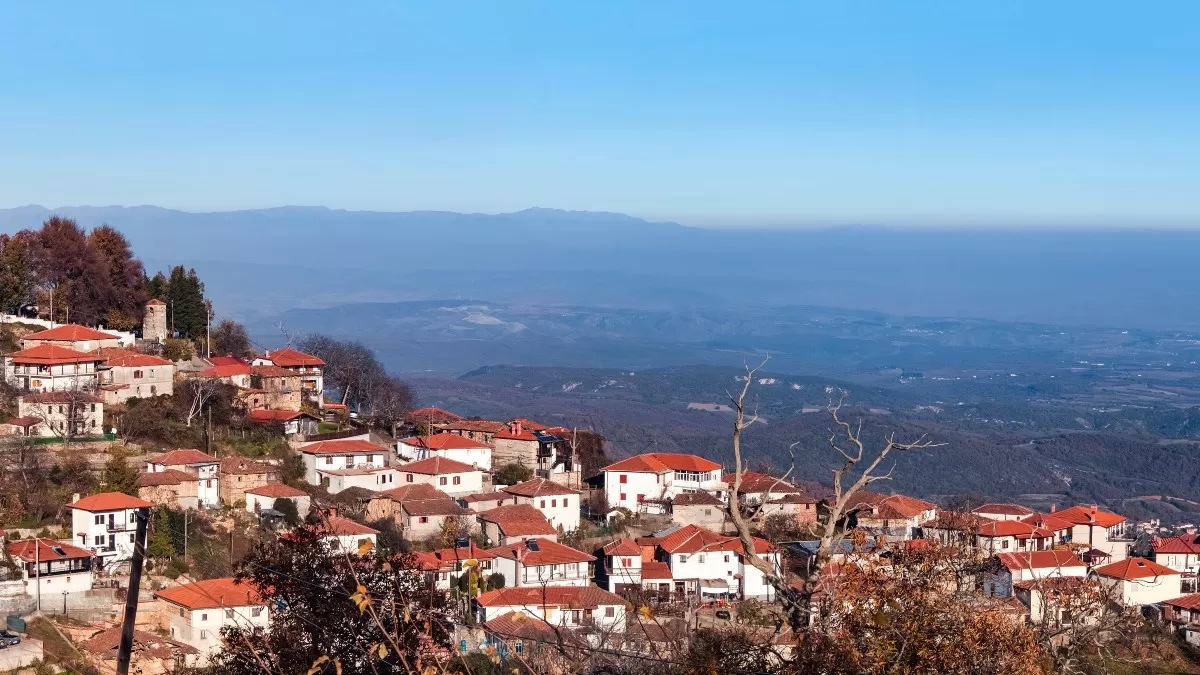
[1,2,1198,227]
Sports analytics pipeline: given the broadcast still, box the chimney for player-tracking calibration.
[72,492,80,504]
[1050,503,1056,513]
[1091,504,1098,511]
[514,421,523,435]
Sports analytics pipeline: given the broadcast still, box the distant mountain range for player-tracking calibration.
[6,205,1200,330]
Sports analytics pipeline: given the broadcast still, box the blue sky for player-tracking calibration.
[1,1,1198,227]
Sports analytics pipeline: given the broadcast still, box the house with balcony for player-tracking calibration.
[487,538,595,588]
[6,538,95,597]
[502,477,582,532]
[252,348,324,403]
[1162,594,1200,645]
[397,434,493,471]
[641,523,780,601]
[602,453,724,515]
[597,538,649,593]
[67,492,153,571]
[146,449,220,507]
[1055,505,1134,562]
[1021,512,1075,546]
[96,350,174,403]
[297,439,389,487]
[1154,534,1200,592]
[4,344,104,392]
[155,577,269,666]
[414,543,496,591]
[476,585,627,635]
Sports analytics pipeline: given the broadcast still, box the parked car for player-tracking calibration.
[0,630,21,646]
[715,609,732,620]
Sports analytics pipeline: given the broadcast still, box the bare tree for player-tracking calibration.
[20,388,103,446]
[181,376,222,427]
[723,360,942,630]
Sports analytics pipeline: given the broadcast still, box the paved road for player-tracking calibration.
[0,638,44,670]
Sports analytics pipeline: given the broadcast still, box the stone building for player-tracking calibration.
[219,456,279,505]
[143,299,167,342]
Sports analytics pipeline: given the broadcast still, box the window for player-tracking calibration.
[622,557,632,567]
[562,498,569,508]
[551,499,557,508]
[90,403,96,412]
[206,479,213,488]
[1001,540,1009,550]
[151,385,156,395]
[200,630,209,640]
[94,515,104,525]
[96,535,106,546]
[133,370,143,379]
[540,500,546,508]
[704,509,712,516]
[698,554,705,563]
[439,477,448,486]
[453,476,461,485]
[252,606,263,617]
[201,613,208,621]
[130,534,136,543]
[724,554,730,563]
[619,493,626,502]
[619,474,627,484]
[179,608,186,618]
[680,555,688,563]
[325,457,333,465]
[418,516,429,524]
[605,606,615,617]
[226,609,235,619]
[406,474,414,483]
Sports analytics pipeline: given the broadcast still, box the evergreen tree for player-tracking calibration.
[0,232,37,314]
[273,497,300,526]
[146,271,168,301]
[101,450,140,496]
[146,507,177,559]
[165,265,207,339]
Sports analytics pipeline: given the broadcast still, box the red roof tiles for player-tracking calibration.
[487,538,595,567]
[656,524,774,555]
[604,453,722,473]
[727,471,800,494]
[247,409,315,423]
[8,539,93,562]
[977,520,1053,539]
[299,439,387,455]
[477,584,622,609]
[136,470,196,487]
[69,492,153,511]
[102,353,172,368]
[602,538,642,556]
[404,434,492,451]
[149,449,219,466]
[399,456,478,475]
[1153,535,1200,555]
[378,484,448,501]
[24,324,119,341]
[220,456,277,475]
[503,477,581,498]
[155,578,262,610]
[1094,556,1179,580]
[1054,505,1127,528]
[245,483,308,498]
[1163,594,1200,610]
[478,504,557,537]
[198,363,251,378]
[407,407,463,424]
[995,550,1085,571]
[262,348,325,367]
[6,343,104,365]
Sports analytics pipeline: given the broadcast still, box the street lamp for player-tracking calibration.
[62,590,68,615]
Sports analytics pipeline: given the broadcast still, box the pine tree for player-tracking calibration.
[101,450,140,496]
[166,265,207,339]
[146,507,177,559]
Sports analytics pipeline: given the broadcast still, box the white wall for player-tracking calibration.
[302,452,387,486]
[513,494,580,532]
[604,471,662,512]
[71,508,140,566]
[168,603,270,666]
[398,442,493,471]
[398,470,483,497]
[605,555,642,592]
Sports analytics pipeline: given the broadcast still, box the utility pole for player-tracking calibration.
[116,506,149,675]
[34,537,40,613]
[206,301,212,358]
[183,510,188,562]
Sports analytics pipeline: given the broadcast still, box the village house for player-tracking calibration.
[1092,557,1182,606]
[67,492,153,571]
[320,465,398,494]
[725,470,805,505]
[983,550,1088,597]
[488,537,595,588]
[363,483,445,522]
[972,503,1036,521]
[244,365,303,411]
[6,538,95,597]
[244,482,311,519]
[146,449,220,507]
[975,519,1055,554]
[404,406,463,430]
[81,626,199,672]
[924,512,990,548]
[197,362,251,388]
[438,419,508,445]
[1152,534,1200,591]
[491,420,563,470]
[155,577,269,666]
[502,477,582,532]
[252,348,324,402]
[847,493,937,540]
[644,523,780,601]
[478,504,559,546]
[16,391,104,437]
[4,343,104,392]
[761,493,819,526]
[397,456,484,496]
[297,438,390,487]
[400,499,474,542]
[1055,505,1133,562]
[137,470,201,509]
[1162,594,1200,645]
[602,453,725,514]
[457,491,516,513]
[1012,576,1097,626]
[1021,512,1075,546]
[397,434,493,471]
[304,513,380,552]
[20,324,123,352]
[246,409,320,436]
[218,456,279,505]
[96,350,174,402]
[597,538,650,593]
[475,584,627,633]
[414,543,496,591]
[669,491,728,531]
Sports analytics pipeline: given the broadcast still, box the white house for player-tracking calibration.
[972,503,1036,521]
[397,456,483,496]
[412,543,496,591]
[487,538,595,588]
[475,584,627,633]
[600,538,645,593]
[196,362,252,388]
[397,434,493,471]
[67,492,153,571]
[155,578,269,666]
[649,524,780,601]
[20,324,123,352]
[7,538,95,597]
[146,449,221,507]
[16,392,104,438]
[97,350,174,403]
[602,453,724,514]
[1055,505,1133,562]
[975,520,1055,555]
[4,343,104,392]
[1152,534,1200,577]
[317,466,398,494]
[300,513,380,554]
[297,439,390,487]
[477,504,558,546]
[1092,557,1182,607]
[984,550,1088,598]
[251,348,324,403]
[244,483,312,520]
[502,477,582,532]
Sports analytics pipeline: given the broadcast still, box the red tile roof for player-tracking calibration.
[1163,594,1200,610]
[671,491,723,506]
[481,612,584,645]
[429,543,495,565]
[24,324,119,341]
[656,523,774,555]
[136,469,197,487]
[404,434,492,450]
[149,449,219,466]
[102,353,172,368]
[492,429,540,441]
[880,494,937,518]
[727,471,801,494]
[1153,535,1200,555]
[198,363,251,378]
[973,503,1036,517]
[477,584,623,609]
[488,539,595,567]
[6,416,37,427]
[146,298,166,306]
[1094,556,1179,580]
[299,439,387,455]
[641,560,673,580]
[69,492,153,511]
[399,456,478,475]
[81,626,198,657]
[245,483,308,498]
[8,539,93,562]
[1054,505,1127,528]
[20,391,102,403]
[262,348,325,367]
[441,420,508,433]
[977,520,1053,539]
[503,477,581,498]
[401,499,473,517]
[378,484,448,501]
[407,407,463,424]
[155,578,262,610]
[207,356,248,367]
[316,515,379,537]
[6,343,104,365]
[602,538,642,556]
[1021,513,1074,532]
[769,493,819,505]
[604,453,722,473]
[478,504,557,537]
[509,418,550,431]
[995,550,1086,571]
[250,364,297,379]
